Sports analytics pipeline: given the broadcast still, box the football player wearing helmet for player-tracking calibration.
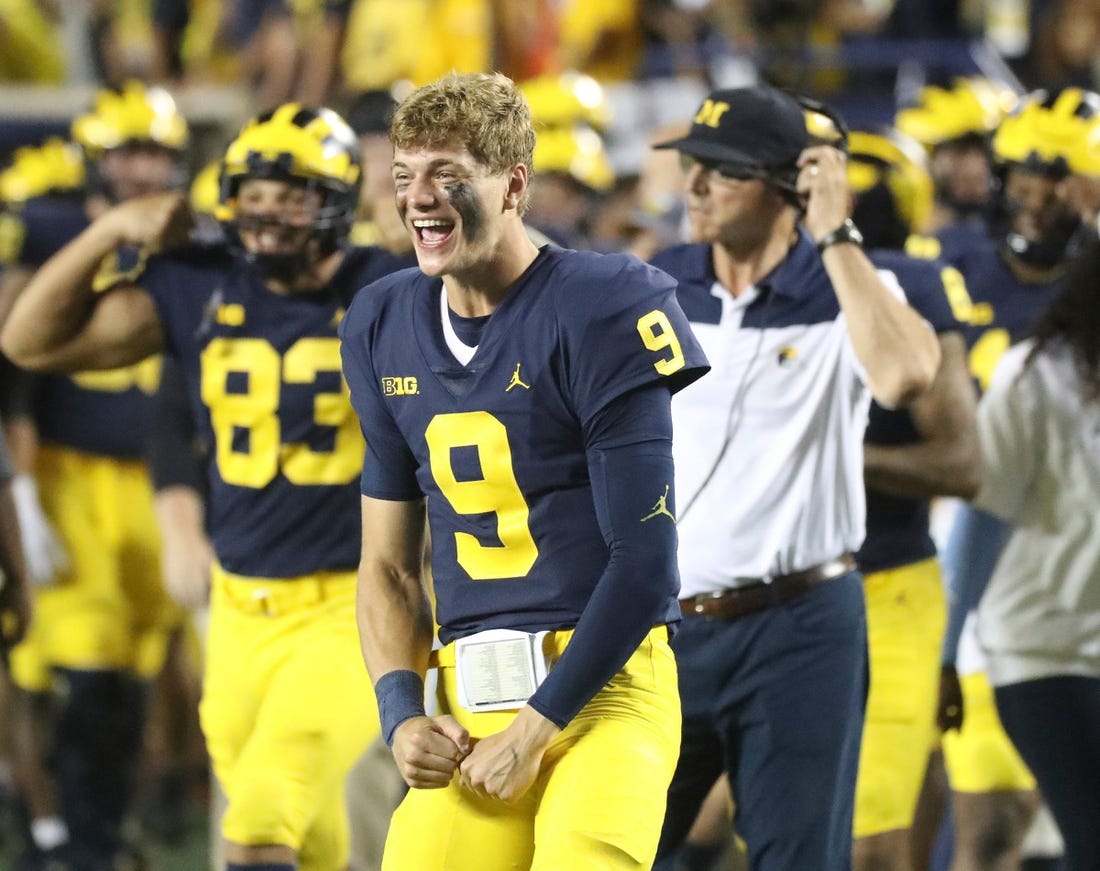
[1051,92,1100,233]
[1,102,406,871]
[846,129,981,871]
[526,125,614,248]
[935,88,1100,871]
[896,77,1016,233]
[0,80,190,871]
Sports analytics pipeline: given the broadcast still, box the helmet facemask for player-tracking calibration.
[221,171,355,284]
[997,163,1081,270]
[215,104,362,286]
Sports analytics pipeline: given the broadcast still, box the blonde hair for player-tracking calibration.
[391,73,536,210]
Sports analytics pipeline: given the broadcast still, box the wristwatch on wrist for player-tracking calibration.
[816,218,864,253]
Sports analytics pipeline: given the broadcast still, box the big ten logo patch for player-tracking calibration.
[382,376,419,396]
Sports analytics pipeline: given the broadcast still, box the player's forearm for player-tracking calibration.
[0,481,29,605]
[824,246,940,406]
[2,416,37,477]
[864,440,980,500]
[0,220,123,366]
[153,486,206,547]
[356,561,435,681]
[867,331,980,499]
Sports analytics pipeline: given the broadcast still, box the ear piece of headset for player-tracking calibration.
[795,94,850,153]
[769,168,804,209]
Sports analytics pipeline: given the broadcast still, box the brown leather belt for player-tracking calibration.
[679,554,857,621]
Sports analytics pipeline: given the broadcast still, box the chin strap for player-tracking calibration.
[247,249,313,284]
[242,235,340,286]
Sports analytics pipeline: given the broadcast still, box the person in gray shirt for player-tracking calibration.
[971,234,1100,871]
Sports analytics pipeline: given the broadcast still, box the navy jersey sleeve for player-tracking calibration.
[560,255,709,428]
[340,290,421,501]
[4,197,88,268]
[871,251,962,334]
[146,355,206,494]
[136,245,235,356]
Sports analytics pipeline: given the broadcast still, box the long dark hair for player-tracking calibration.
[1026,231,1100,400]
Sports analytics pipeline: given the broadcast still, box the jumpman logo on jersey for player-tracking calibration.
[641,484,676,523]
[506,362,531,392]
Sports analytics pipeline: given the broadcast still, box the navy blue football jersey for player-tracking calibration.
[2,194,88,269]
[5,195,160,457]
[140,244,406,578]
[858,251,964,574]
[941,235,1063,391]
[340,247,709,642]
[905,219,991,266]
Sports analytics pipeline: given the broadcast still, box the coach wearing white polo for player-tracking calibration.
[650,85,941,871]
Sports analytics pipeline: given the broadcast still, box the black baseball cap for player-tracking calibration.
[654,85,810,170]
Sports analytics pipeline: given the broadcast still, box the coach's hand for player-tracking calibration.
[459,705,559,803]
[796,145,850,243]
[392,714,470,789]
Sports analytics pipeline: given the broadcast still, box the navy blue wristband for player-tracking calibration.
[375,670,426,746]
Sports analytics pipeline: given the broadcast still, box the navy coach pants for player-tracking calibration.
[656,571,868,871]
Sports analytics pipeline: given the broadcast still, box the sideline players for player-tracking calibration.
[937,88,1093,871]
[0,80,189,870]
[845,128,981,871]
[895,77,1014,235]
[1,102,405,871]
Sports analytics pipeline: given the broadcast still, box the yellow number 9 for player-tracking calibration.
[425,411,538,581]
[637,310,685,376]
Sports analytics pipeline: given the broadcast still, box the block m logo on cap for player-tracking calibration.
[693,100,730,129]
